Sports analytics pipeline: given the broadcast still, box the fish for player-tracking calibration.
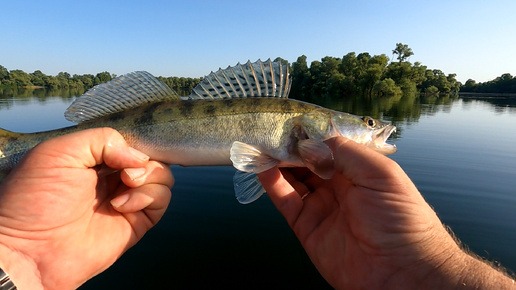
[0,59,396,204]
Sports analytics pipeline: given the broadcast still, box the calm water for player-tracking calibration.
[1,89,516,288]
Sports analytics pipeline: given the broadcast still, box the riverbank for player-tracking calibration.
[459,92,516,98]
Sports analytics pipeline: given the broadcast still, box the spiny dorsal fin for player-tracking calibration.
[65,71,180,123]
[187,59,291,100]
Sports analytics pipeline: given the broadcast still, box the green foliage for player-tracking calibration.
[373,78,402,97]
[425,86,439,95]
[0,67,201,96]
[157,76,202,96]
[290,43,463,100]
[461,73,516,93]
[392,43,414,63]
[0,68,118,91]
[418,70,460,94]
[9,70,32,87]
[290,55,311,98]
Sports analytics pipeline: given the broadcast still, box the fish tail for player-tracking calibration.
[0,128,25,181]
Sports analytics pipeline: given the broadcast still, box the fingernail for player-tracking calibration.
[111,193,130,208]
[124,167,146,180]
[129,147,149,162]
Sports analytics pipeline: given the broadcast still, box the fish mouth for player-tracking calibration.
[372,124,397,155]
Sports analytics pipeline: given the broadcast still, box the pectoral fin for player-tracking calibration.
[233,171,266,204]
[297,139,335,179]
[230,141,279,173]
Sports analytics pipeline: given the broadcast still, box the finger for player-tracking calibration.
[326,136,419,200]
[325,136,402,185]
[257,167,304,228]
[279,168,311,198]
[120,161,174,189]
[110,183,171,240]
[33,128,150,170]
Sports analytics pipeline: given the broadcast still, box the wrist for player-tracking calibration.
[453,252,514,289]
[0,242,43,290]
[407,230,514,289]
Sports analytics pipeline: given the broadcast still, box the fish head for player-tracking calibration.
[294,109,397,155]
[331,112,397,155]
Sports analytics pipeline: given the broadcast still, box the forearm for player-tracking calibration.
[380,225,514,290]
[0,242,43,290]
[453,252,514,289]
[407,235,514,289]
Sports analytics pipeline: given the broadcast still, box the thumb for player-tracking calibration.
[31,127,149,170]
[324,136,400,184]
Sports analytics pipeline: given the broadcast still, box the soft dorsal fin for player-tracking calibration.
[187,59,291,100]
[65,71,180,123]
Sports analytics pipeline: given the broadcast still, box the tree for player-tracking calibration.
[339,52,358,77]
[0,65,8,81]
[9,69,32,87]
[291,55,311,98]
[392,43,414,63]
[30,70,46,86]
[462,79,477,92]
[57,72,70,89]
[373,78,402,97]
[94,72,112,85]
[309,60,324,96]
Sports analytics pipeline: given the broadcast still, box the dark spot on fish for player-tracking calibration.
[146,102,162,112]
[108,112,125,123]
[281,99,292,112]
[250,98,262,107]
[162,106,174,115]
[135,103,161,125]
[205,104,216,115]
[180,101,194,116]
[136,111,155,126]
[224,99,234,108]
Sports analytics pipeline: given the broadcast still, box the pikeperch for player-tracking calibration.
[0,59,396,203]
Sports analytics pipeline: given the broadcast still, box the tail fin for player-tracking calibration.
[0,128,24,181]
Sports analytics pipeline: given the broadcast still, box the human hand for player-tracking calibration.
[258,136,513,289]
[0,128,173,290]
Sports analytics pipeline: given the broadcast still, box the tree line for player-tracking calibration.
[2,43,513,97]
[0,65,201,96]
[461,73,516,94]
[288,43,461,99]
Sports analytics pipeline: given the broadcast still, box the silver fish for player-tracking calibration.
[0,59,396,203]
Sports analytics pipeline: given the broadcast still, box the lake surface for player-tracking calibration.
[1,89,515,288]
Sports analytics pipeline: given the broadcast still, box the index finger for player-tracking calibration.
[257,167,304,228]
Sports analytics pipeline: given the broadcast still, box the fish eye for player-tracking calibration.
[362,116,375,127]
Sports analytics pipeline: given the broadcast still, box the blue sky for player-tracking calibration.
[2,0,515,83]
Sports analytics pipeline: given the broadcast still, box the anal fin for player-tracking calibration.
[233,171,266,204]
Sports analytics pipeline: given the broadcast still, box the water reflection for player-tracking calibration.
[1,88,515,136]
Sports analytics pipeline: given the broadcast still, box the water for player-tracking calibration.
[0,89,515,288]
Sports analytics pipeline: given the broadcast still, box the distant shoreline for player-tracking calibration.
[459,92,516,98]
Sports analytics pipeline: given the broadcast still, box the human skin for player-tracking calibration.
[258,136,514,289]
[0,128,174,289]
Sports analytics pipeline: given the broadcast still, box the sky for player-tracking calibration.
[1,0,515,83]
